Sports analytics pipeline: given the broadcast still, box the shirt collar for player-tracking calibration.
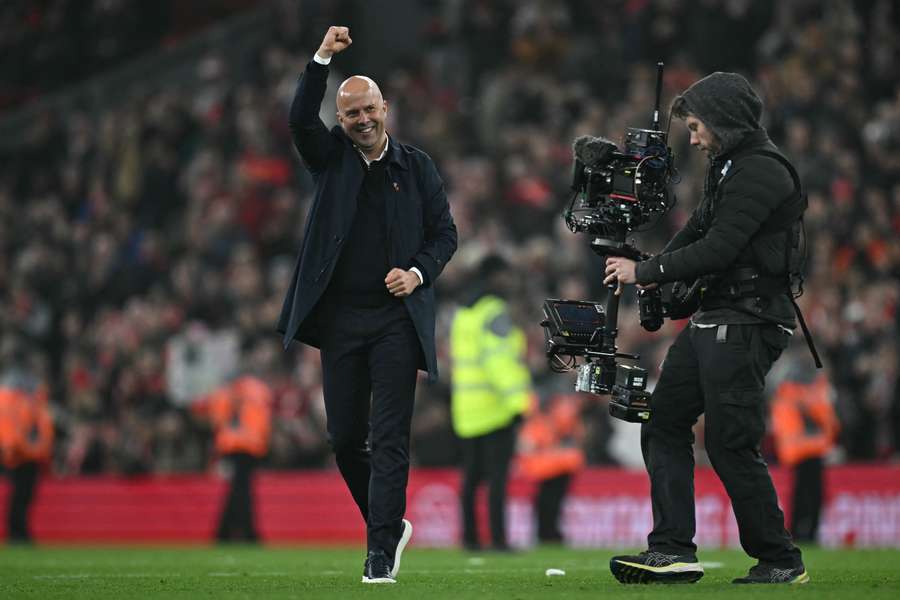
[355,134,390,167]
[344,131,409,171]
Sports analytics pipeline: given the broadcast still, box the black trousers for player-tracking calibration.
[216,452,258,542]
[7,462,38,543]
[641,323,802,567]
[460,421,518,549]
[319,300,420,558]
[790,456,823,543]
[536,473,571,543]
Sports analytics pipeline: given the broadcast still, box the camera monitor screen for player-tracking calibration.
[542,299,606,357]
[555,304,602,331]
[545,300,604,337]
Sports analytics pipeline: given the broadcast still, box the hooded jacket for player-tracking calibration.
[635,72,803,327]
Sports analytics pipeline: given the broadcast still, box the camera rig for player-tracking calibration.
[542,297,651,423]
[541,63,678,423]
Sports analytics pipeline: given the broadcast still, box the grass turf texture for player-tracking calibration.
[1,546,898,599]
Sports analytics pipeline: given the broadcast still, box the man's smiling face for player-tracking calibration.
[336,76,388,155]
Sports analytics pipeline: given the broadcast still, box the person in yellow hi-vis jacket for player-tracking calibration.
[450,255,532,551]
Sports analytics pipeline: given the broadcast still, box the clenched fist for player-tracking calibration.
[318,26,352,59]
[385,268,419,298]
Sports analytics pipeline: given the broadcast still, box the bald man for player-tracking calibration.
[277,26,457,583]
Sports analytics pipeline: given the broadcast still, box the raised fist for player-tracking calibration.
[318,26,352,58]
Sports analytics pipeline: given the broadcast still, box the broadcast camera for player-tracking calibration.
[541,63,680,423]
[566,129,676,260]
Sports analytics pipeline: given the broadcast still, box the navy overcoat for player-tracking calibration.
[277,60,457,382]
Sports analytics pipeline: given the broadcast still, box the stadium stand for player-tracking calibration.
[0,0,897,485]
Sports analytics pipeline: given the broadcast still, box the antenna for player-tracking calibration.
[652,61,664,131]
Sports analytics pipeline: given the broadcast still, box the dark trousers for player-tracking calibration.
[460,421,518,549]
[319,301,420,558]
[641,323,802,567]
[216,452,258,542]
[536,474,571,543]
[7,462,38,543]
[790,456,823,543]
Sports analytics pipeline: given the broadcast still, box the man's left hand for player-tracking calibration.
[603,257,638,296]
[385,268,419,297]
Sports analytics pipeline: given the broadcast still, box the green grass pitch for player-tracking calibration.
[1,545,898,599]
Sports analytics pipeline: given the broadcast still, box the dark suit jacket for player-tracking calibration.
[277,60,457,382]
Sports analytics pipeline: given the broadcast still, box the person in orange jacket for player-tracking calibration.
[771,365,839,543]
[517,393,585,544]
[194,372,272,542]
[0,351,54,544]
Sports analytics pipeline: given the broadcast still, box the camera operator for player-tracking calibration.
[604,72,808,585]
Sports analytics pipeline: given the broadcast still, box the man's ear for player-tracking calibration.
[382,100,389,115]
[336,111,342,123]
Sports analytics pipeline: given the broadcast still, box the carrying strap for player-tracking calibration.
[717,149,822,369]
[746,151,806,293]
[790,294,823,368]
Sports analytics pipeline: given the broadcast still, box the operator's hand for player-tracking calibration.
[385,268,419,297]
[318,26,352,59]
[603,257,638,296]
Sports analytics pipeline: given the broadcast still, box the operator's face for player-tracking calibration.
[685,115,719,156]
[336,76,388,155]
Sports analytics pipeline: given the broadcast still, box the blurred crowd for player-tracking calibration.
[0,0,897,476]
[0,0,261,112]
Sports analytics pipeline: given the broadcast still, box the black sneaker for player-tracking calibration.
[733,563,809,584]
[362,551,396,584]
[390,519,413,578]
[610,551,704,584]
